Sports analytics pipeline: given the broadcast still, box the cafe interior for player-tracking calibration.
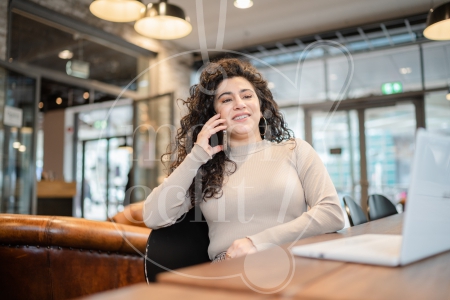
[1,0,450,299]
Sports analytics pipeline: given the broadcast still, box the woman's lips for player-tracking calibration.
[232,114,250,122]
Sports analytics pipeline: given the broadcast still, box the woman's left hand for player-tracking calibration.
[226,238,257,259]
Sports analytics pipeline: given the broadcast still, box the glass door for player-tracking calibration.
[0,65,38,214]
[81,136,132,220]
[311,110,360,202]
[107,137,132,215]
[308,99,419,220]
[81,139,108,220]
[365,103,416,207]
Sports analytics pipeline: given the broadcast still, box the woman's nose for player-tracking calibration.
[234,96,246,109]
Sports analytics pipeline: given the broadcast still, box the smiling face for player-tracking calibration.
[213,76,262,145]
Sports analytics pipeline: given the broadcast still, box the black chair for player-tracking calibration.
[144,206,210,282]
[343,195,368,226]
[367,194,398,221]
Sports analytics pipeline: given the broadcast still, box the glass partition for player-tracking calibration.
[0,67,37,214]
[328,45,422,99]
[422,41,450,90]
[133,94,174,203]
[258,44,423,105]
[280,107,305,140]
[425,91,450,135]
[259,59,326,105]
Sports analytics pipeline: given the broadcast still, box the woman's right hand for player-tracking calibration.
[195,113,227,157]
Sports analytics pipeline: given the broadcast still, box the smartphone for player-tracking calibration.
[209,130,227,147]
[209,130,227,152]
[208,112,228,153]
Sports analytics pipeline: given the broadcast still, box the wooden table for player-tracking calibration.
[80,282,268,300]
[157,214,450,299]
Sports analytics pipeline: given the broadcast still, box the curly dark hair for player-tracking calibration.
[162,58,294,205]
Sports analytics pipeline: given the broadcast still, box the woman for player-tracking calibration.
[143,58,344,262]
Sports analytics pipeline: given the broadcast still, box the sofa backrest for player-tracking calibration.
[0,214,151,300]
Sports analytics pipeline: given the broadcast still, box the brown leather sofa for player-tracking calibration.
[0,213,151,300]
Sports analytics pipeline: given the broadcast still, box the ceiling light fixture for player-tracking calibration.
[424,2,450,40]
[134,0,192,40]
[89,0,145,22]
[118,140,133,153]
[58,50,73,59]
[399,67,412,75]
[234,0,253,9]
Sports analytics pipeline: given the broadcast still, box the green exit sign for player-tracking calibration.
[93,120,107,129]
[381,82,403,95]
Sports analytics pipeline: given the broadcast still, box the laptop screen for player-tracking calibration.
[400,128,450,265]
[410,129,450,198]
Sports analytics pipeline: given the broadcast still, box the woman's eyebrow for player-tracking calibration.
[217,91,232,99]
[217,89,254,99]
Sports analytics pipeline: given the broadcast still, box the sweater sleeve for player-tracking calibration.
[247,139,345,252]
[143,144,212,229]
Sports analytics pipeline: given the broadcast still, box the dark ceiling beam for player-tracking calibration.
[404,19,416,41]
[380,23,394,46]
[335,31,347,44]
[357,27,373,50]
[256,45,270,56]
[294,38,306,49]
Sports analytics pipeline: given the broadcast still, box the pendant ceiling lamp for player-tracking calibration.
[134,0,192,40]
[90,0,145,22]
[424,2,450,40]
[234,0,253,9]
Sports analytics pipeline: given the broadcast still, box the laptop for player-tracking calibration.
[292,128,450,266]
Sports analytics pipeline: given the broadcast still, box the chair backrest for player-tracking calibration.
[367,194,398,221]
[144,206,210,282]
[343,195,368,226]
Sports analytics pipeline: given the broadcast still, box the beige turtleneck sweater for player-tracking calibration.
[143,138,345,260]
